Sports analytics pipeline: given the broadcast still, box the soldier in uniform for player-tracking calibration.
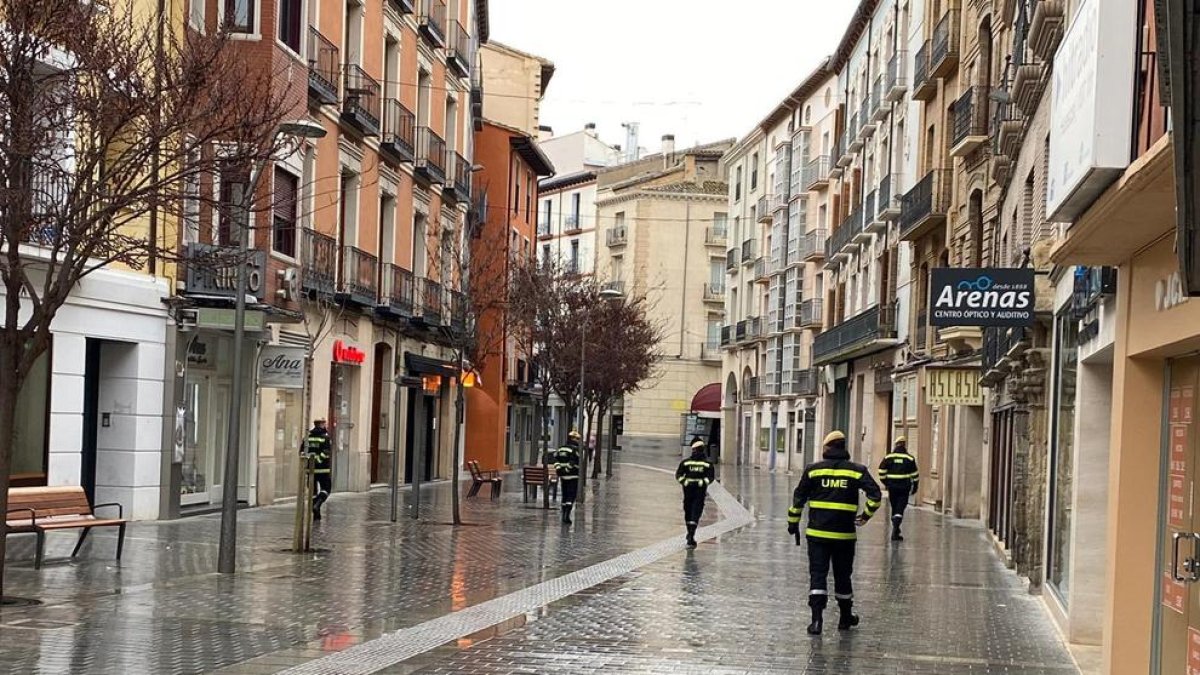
[675,439,716,548]
[788,430,882,634]
[552,430,582,524]
[304,419,333,521]
[878,436,920,541]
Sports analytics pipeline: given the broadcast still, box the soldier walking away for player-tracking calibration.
[304,419,333,521]
[553,430,583,524]
[878,436,920,541]
[676,439,716,549]
[787,430,882,635]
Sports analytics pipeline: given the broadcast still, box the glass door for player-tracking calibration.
[1157,356,1200,674]
[182,375,228,506]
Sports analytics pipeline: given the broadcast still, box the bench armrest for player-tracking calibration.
[5,507,37,525]
[91,502,124,519]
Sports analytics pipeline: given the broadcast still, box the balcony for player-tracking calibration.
[789,368,820,397]
[380,99,416,164]
[735,319,748,342]
[847,112,863,153]
[746,316,762,342]
[606,225,627,247]
[812,305,897,366]
[338,245,379,306]
[448,290,467,335]
[858,97,875,139]
[307,28,339,105]
[564,259,581,276]
[930,10,960,79]
[914,308,929,353]
[753,257,771,283]
[899,169,951,241]
[886,51,908,101]
[1011,59,1049,116]
[982,326,1029,385]
[912,40,935,101]
[379,263,415,317]
[418,0,447,48]
[705,226,727,247]
[389,0,415,13]
[601,280,625,295]
[418,277,444,326]
[1029,0,1066,62]
[703,282,725,303]
[701,343,723,363]
[741,239,757,264]
[721,325,732,347]
[804,156,832,190]
[950,87,989,157]
[415,127,447,184]
[446,20,471,77]
[877,174,903,221]
[726,248,738,272]
[864,190,884,234]
[746,376,760,400]
[871,77,888,123]
[801,229,827,261]
[444,152,471,203]
[826,208,864,261]
[829,136,845,179]
[795,298,823,329]
[564,214,583,233]
[341,64,381,136]
[756,196,773,223]
[537,219,551,238]
[301,229,338,296]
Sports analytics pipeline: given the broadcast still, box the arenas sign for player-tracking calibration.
[930,268,1036,327]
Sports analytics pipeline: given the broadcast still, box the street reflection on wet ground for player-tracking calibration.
[0,455,1078,674]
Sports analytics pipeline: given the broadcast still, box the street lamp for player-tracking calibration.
[218,119,327,575]
[576,286,624,502]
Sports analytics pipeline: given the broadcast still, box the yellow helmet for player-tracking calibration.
[895,435,907,445]
[823,430,846,445]
[568,430,581,440]
[691,439,707,450]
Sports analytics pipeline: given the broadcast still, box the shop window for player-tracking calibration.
[12,345,51,486]
[1047,309,1079,602]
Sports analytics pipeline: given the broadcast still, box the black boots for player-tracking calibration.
[312,492,328,521]
[891,516,904,541]
[561,504,573,524]
[807,608,823,635]
[685,523,697,549]
[837,599,859,630]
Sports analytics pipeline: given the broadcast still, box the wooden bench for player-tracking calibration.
[466,460,502,499]
[5,486,127,569]
[521,466,558,503]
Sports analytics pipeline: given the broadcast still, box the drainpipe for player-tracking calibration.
[679,197,690,357]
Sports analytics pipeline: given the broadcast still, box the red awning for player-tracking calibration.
[689,382,722,414]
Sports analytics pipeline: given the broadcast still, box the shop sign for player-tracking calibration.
[259,345,307,390]
[1164,572,1187,614]
[1156,271,1190,311]
[930,269,1035,327]
[1171,425,1188,474]
[1173,386,1196,425]
[925,368,983,406]
[1045,0,1136,221]
[183,244,267,301]
[1169,472,1188,528]
[333,340,366,365]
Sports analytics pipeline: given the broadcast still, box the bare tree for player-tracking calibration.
[0,0,295,595]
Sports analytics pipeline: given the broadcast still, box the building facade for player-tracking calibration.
[594,139,732,454]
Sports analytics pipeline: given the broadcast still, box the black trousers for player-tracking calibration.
[887,484,911,522]
[682,484,707,524]
[313,472,331,498]
[807,538,856,608]
[560,478,578,506]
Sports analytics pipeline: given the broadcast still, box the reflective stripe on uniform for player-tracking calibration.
[809,589,827,595]
[806,528,857,540]
[683,460,711,468]
[787,506,802,524]
[313,468,331,474]
[808,500,858,512]
[808,468,863,479]
[887,472,919,479]
[559,475,579,481]
[866,498,881,508]
[885,453,914,461]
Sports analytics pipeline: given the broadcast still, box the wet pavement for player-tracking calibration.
[0,455,1079,674]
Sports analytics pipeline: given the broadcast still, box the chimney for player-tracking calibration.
[584,122,596,135]
[538,125,554,141]
[661,134,675,168]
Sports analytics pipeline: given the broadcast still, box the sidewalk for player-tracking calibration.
[0,456,1079,674]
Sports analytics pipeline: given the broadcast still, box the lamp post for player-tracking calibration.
[576,286,624,502]
[218,120,327,575]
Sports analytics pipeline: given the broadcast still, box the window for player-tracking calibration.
[183,146,201,245]
[526,173,533,220]
[712,212,727,235]
[1047,309,1079,603]
[217,164,249,246]
[735,166,743,201]
[278,0,302,52]
[750,153,759,190]
[12,344,51,485]
[224,0,255,33]
[571,193,581,225]
[569,239,580,273]
[542,243,551,261]
[413,214,428,276]
[189,0,206,30]
[540,199,552,234]
[272,169,299,257]
[343,0,364,63]
[514,168,521,214]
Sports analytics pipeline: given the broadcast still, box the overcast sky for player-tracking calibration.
[487,0,858,154]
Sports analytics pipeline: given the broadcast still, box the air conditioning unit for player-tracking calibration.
[178,309,198,332]
[277,268,300,301]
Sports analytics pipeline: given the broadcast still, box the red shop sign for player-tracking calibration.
[333,340,365,365]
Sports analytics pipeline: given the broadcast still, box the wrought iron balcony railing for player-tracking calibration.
[898,169,951,241]
[342,64,381,136]
[812,305,896,365]
[380,263,415,316]
[950,86,990,157]
[418,0,447,48]
[381,99,416,163]
[301,229,338,296]
[415,127,447,184]
[339,245,379,306]
[308,27,339,105]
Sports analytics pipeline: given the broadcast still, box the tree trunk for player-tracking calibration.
[541,391,551,510]
[452,356,465,526]
[0,348,22,599]
[591,404,606,479]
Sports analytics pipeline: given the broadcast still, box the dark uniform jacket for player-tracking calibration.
[788,446,882,541]
[878,448,920,488]
[675,452,715,487]
[304,427,332,474]
[552,441,581,480]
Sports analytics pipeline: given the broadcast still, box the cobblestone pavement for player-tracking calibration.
[0,454,1079,675]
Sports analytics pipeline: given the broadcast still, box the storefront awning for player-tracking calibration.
[690,383,722,415]
[405,353,458,377]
